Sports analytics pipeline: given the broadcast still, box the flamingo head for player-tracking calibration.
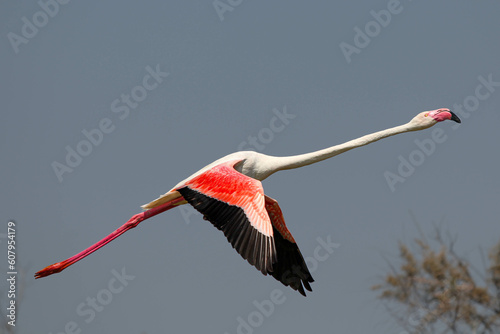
[409,108,461,130]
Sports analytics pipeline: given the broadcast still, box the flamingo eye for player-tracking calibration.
[424,113,429,117]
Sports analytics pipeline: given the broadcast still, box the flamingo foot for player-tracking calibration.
[34,261,68,279]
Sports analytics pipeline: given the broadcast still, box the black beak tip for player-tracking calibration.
[449,111,461,123]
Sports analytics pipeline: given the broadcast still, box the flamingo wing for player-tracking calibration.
[176,159,314,295]
[265,195,314,296]
[176,159,277,275]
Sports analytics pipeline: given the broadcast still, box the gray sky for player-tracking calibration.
[1,1,499,333]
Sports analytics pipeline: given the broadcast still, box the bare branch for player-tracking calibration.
[373,224,500,333]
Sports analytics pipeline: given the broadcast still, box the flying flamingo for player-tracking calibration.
[35,108,461,296]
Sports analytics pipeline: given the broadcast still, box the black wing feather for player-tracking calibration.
[178,186,314,296]
[177,186,275,274]
[269,225,314,296]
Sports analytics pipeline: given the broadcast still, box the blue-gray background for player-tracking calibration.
[1,1,499,333]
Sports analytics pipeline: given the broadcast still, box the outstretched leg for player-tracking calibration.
[35,193,185,279]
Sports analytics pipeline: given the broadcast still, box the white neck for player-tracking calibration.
[265,122,414,176]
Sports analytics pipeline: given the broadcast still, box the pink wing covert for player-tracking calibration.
[177,159,277,274]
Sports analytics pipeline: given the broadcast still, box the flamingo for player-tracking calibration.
[35,108,461,296]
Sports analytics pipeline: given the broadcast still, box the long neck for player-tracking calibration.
[267,122,413,174]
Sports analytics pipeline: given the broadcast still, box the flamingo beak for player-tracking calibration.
[449,111,461,123]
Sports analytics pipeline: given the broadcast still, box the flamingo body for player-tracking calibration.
[35,109,460,296]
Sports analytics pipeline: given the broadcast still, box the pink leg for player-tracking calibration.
[35,197,185,279]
